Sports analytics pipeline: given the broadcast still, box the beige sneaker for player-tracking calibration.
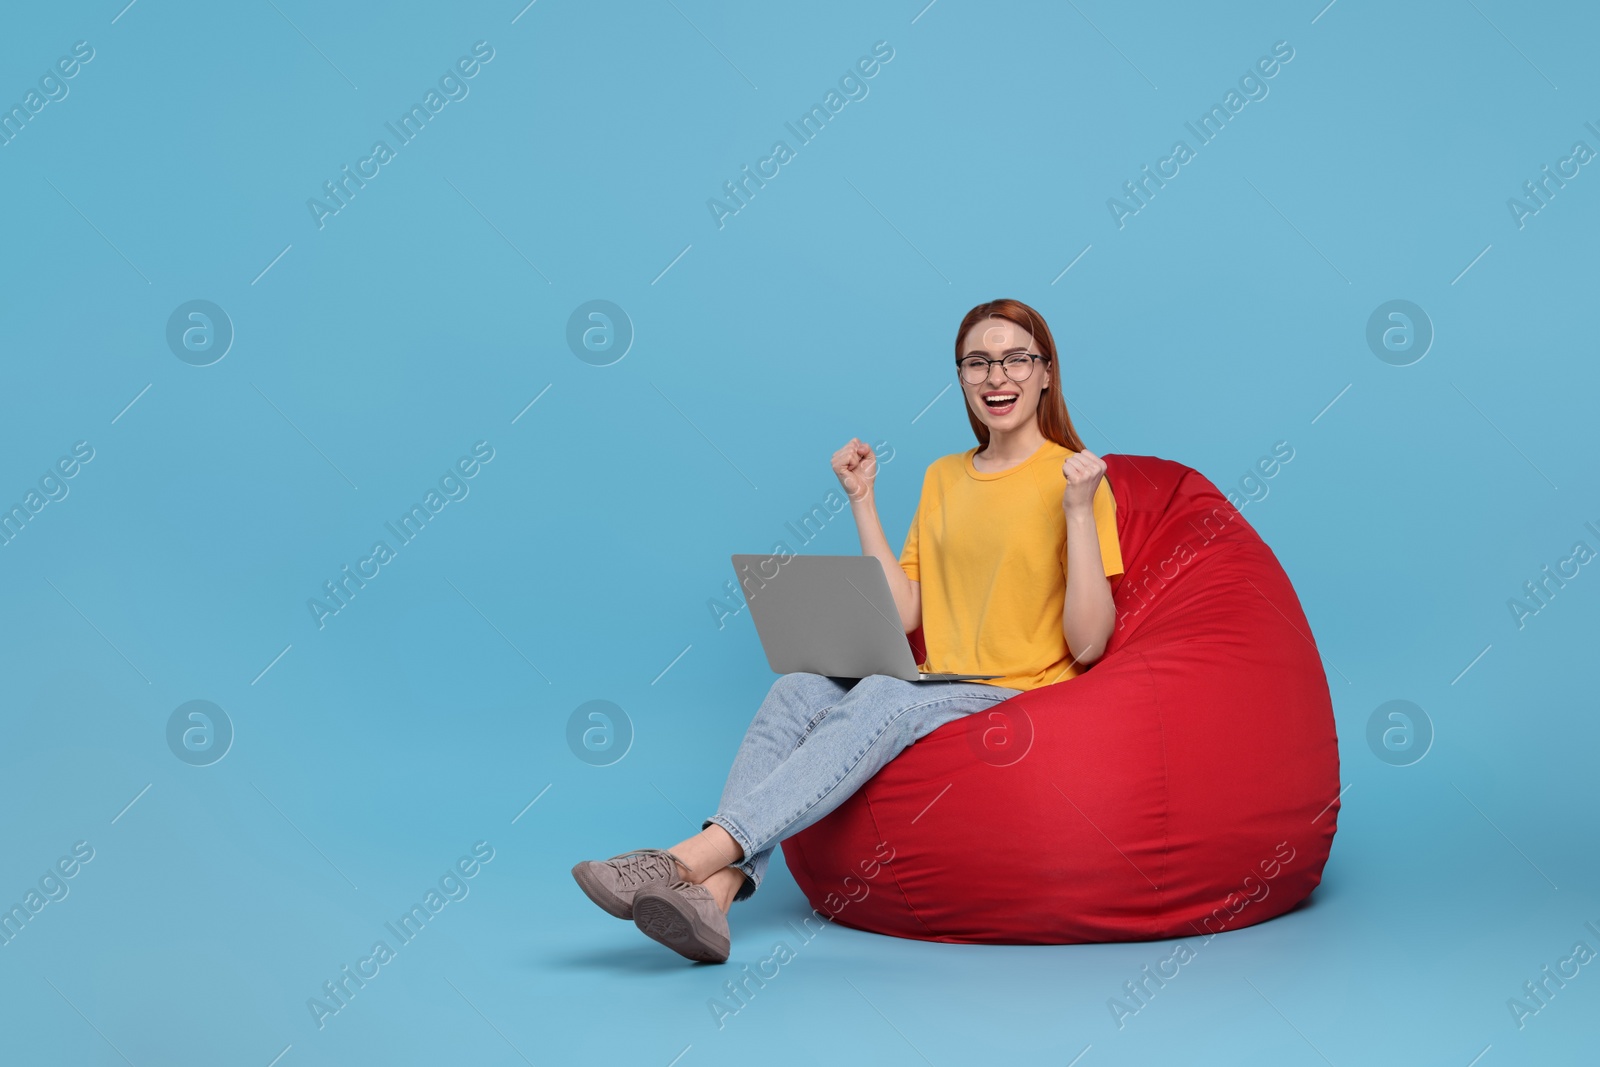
[570,848,686,920]
[632,880,731,963]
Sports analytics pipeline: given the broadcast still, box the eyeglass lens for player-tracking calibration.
[959,355,1036,384]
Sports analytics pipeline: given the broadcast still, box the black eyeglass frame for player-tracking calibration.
[956,352,1048,384]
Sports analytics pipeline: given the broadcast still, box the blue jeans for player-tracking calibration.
[701,672,1024,902]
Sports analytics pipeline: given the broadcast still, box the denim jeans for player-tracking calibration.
[702,672,1024,902]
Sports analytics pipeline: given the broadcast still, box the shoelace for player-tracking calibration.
[609,848,682,888]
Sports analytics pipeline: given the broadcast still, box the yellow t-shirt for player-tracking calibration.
[898,440,1124,692]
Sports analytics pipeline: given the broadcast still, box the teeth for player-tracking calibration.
[985,395,1017,403]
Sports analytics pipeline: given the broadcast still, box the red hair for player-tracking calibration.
[954,298,1086,451]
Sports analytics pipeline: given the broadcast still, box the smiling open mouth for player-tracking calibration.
[982,393,1019,414]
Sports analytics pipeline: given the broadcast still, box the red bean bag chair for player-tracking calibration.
[782,453,1341,944]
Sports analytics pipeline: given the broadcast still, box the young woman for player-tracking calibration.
[572,298,1124,963]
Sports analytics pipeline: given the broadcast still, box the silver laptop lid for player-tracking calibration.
[729,553,998,681]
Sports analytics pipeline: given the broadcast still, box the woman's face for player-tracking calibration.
[958,317,1050,431]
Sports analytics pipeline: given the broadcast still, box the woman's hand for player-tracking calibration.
[832,438,916,630]
[1061,447,1115,666]
[832,438,879,504]
[1061,448,1105,515]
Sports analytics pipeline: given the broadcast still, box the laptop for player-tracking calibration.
[730,553,1002,682]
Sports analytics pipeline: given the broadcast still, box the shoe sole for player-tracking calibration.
[633,892,731,963]
[571,862,644,921]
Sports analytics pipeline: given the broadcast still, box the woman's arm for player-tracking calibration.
[832,438,921,633]
[852,494,921,635]
[1061,450,1116,666]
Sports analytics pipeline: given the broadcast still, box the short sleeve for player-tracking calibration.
[1093,478,1124,579]
[1061,477,1124,580]
[898,497,920,583]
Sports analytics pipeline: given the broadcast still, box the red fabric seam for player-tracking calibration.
[1137,647,1172,937]
[861,789,939,939]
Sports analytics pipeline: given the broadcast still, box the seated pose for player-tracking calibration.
[571,298,1125,963]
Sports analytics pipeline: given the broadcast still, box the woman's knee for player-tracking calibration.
[811,676,907,731]
[757,672,842,733]
[768,671,845,705]
[852,673,906,691]
[846,675,929,741]
[771,670,822,692]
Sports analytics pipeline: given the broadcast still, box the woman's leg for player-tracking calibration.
[716,672,856,815]
[671,673,1023,904]
[663,672,852,900]
[577,673,851,925]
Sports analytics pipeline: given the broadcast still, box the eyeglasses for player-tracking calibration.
[957,353,1046,384]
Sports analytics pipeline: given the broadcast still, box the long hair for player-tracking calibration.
[955,298,1086,451]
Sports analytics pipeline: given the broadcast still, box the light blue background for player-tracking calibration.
[1,0,1596,1063]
